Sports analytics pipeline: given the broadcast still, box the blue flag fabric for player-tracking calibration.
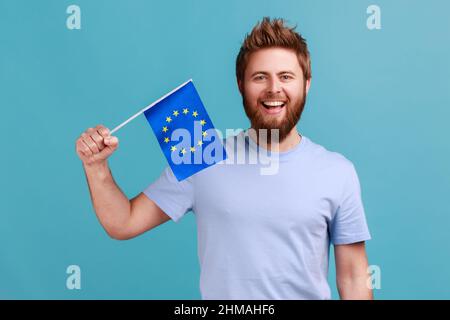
[144,80,227,181]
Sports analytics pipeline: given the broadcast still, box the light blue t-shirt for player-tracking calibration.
[143,130,371,300]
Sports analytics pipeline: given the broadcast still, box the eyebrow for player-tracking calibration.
[250,71,296,77]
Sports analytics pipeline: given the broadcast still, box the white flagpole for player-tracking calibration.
[109,79,193,135]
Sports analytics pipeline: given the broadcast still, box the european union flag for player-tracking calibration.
[143,80,227,181]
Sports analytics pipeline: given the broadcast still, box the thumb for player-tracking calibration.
[104,136,119,148]
[98,136,119,160]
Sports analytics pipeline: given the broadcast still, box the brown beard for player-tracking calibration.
[242,83,307,144]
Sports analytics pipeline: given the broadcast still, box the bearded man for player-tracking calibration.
[76,17,372,300]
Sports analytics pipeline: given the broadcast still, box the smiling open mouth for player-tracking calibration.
[261,101,286,109]
[260,101,286,114]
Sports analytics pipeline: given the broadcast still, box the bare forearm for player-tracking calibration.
[337,275,373,300]
[83,161,130,238]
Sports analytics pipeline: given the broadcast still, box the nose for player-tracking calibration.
[267,77,281,94]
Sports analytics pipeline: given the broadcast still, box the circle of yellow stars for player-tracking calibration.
[162,107,208,156]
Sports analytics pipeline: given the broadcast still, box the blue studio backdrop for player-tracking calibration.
[1,0,449,299]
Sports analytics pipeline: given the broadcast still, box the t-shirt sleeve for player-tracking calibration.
[143,166,194,223]
[330,163,371,245]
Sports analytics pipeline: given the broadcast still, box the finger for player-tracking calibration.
[96,125,110,138]
[76,140,86,157]
[91,131,106,150]
[81,133,100,154]
[78,139,93,156]
[86,127,104,150]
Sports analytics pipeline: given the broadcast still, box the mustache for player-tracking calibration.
[259,95,288,101]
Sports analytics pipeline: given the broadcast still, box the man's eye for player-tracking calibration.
[281,75,292,80]
[254,75,266,80]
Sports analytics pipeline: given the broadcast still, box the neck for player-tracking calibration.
[248,127,301,152]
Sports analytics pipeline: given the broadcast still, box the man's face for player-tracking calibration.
[238,47,310,143]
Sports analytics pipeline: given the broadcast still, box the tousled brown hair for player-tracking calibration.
[236,17,312,83]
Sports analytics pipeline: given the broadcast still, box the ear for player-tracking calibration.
[237,78,243,95]
[305,78,311,95]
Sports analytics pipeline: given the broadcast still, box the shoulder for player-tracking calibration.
[303,136,356,175]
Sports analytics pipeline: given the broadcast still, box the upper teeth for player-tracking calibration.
[263,101,285,107]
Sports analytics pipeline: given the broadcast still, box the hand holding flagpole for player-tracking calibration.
[76,79,192,166]
[76,78,225,181]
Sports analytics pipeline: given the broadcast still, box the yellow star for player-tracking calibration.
[190,146,196,152]
[182,108,189,115]
[180,148,187,155]
[173,110,179,117]
[166,116,172,123]
[162,126,168,133]
[200,119,206,126]
[192,111,198,117]
[197,140,203,146]
[170,145,177,152]
[202,131,208,137]
[164,137,170,143]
